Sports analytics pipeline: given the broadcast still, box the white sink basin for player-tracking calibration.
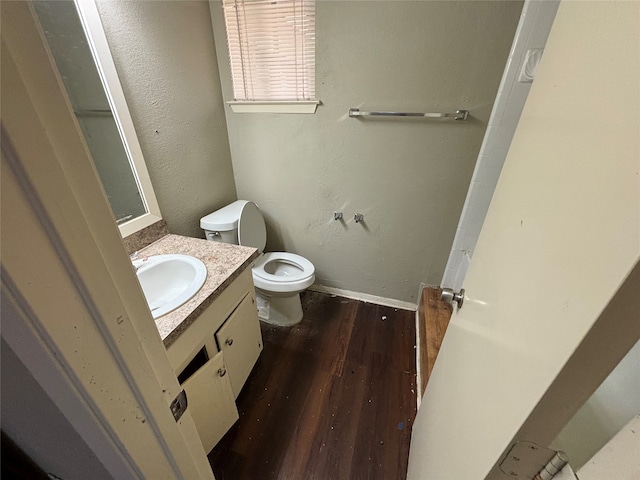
[134,254,207,319]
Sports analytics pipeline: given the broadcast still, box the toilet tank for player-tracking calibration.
[200,200,249,245]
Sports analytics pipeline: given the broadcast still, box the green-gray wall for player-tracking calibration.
[211,1,523,302]
[97,0,236,238]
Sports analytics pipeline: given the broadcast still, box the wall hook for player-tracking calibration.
[334,211,343,220]
[354,213,364,223]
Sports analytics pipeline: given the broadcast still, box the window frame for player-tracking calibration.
[221,0,319,114]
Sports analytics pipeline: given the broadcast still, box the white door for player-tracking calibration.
[1,3,214,478]
[408,2,640,480]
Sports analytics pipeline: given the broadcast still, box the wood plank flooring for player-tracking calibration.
[418,288,452,395]
[208,291,417,480]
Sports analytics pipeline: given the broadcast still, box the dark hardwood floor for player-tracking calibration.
[209,291,417,480]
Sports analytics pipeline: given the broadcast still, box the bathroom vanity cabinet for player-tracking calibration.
[134,233,261,452]
[165,267,263,452]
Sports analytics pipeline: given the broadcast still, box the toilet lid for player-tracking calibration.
[238,201,266,252]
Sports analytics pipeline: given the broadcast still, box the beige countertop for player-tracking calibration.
[136,234,259,348]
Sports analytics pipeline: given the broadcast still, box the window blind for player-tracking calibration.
[222,0,315,102]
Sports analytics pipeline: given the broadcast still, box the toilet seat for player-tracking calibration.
[252,252,315,293]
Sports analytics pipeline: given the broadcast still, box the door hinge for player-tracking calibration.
[500,442,570,480]
[170,389,188,422]
[533,452,570,480]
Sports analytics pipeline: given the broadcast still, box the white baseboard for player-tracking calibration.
[308,284,417,311]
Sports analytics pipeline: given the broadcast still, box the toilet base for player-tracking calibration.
[255,289,303,326]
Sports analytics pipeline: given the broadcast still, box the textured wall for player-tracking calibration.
[97,0,236,238]
[211,1,522,302]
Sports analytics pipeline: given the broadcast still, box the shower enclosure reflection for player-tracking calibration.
[34,0,160,235]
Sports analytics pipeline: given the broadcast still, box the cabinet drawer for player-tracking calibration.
[215,292,263,398]
[181,351,238,452]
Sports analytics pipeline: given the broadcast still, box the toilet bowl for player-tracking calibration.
[200,200,315,326]
[252,252,315,293]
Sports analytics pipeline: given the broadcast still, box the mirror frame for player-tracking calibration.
[74,0,162,237]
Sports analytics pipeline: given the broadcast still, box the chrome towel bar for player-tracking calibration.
[349,108,469,121]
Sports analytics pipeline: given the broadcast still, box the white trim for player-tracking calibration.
[1,138,193,479]
[228,100,320,114]
[441,0,559,290]
[1,4,213,476]
[415,309,423,410]
[309,284,417,311]
[2,274,140,479]
[73,0,162,237]
[118,212,163,238]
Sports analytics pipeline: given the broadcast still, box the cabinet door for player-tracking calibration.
[215,293,263,398]
[181,351,238,453]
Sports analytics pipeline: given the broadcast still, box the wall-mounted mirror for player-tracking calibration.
[33,0,161,237]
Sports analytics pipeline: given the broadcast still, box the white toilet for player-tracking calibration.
[200,200,315,326]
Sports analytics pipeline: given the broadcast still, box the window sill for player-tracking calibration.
[227,101,320,114]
